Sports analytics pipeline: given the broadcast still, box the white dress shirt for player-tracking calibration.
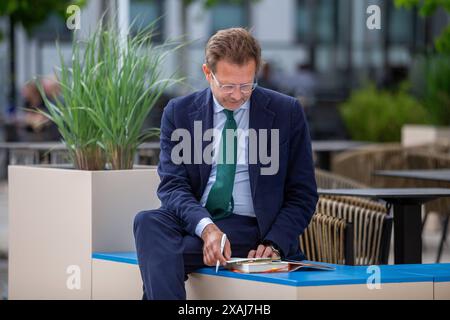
[194,95,255,237]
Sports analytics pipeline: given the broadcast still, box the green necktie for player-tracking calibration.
[205,109,237,221]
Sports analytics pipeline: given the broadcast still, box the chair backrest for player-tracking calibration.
[332,143,410,187]
[299,213,354,265]
[301,196,392,265]
[315,168,368,189]
[332,142,450,187]
[320,195,387,213]
[406,151,450,217]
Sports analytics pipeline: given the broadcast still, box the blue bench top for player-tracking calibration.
[379,263,450,282]
[93,252,138,265]
[92,252,449,287]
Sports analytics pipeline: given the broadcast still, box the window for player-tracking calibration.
[31,14,72,42]
[130,0,164,42]
[296,0,312,43]
[296,0,338,44]
[336,0,351,45]
[316,0,336,43]
[210,0,249,35]
[388,0,415,45]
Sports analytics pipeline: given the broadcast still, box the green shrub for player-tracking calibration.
[423,54,450,126]
[339,83,429,142]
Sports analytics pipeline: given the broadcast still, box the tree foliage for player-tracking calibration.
[0,0,85,39]
[395,0,450,54]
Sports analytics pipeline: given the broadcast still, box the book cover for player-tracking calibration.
[224,258,336,274]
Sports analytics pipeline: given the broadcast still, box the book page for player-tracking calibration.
[225,258,335,273]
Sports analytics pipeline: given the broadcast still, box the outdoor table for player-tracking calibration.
[374,169,450,183]
[0,142,66,165]
[0,141,161,165]
[374,169,450,262]
[317,188,450,264]
[312,140,368,171]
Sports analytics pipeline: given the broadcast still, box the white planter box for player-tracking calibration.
[8,165,160,299]
[402,124,450,147]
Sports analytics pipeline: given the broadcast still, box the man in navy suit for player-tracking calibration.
[134,28,318,300]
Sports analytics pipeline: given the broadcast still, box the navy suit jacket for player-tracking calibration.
[157,86,318,259]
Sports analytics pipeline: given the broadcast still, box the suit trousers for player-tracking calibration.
[133,208,260,300]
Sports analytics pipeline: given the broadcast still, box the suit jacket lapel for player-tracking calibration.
[188,89,214,193]
[249,87,274,199]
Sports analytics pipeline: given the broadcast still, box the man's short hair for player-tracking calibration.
[205,28,261,73]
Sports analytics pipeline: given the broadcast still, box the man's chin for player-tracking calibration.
[224,101,244,110]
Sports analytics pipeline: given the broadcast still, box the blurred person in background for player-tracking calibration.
[18,76,61,141]
[290,63,318,109]
[257,61,280,92]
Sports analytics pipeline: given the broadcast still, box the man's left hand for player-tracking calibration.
[247,244,280,260]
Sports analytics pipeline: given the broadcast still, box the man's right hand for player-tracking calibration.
[201,224,231,267]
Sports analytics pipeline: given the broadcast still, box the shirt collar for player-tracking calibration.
[212,93,250,114]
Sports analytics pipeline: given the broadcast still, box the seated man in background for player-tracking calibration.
[21,77,61,141]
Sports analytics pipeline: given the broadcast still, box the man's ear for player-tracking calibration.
[202,64,211,81]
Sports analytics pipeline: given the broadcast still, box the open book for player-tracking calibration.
[225,258,335,274]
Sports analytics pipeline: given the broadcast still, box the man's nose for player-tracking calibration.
[230,86,242,101]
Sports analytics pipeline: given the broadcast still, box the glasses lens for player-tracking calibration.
[221,85,235,94]
[240,83,257,94]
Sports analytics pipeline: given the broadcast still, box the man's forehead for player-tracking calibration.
[214,60,256,81]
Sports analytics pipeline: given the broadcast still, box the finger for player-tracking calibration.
[247,250,256,258]
[204,245,216,266]
[211,244,226,266]
[216,249,227,266]
[203,247,212,266]
[205,238,220,264]
[223,241,232,261]
[262,246,272,258]
[203,252,212,266]
[208,249,217,265]
[208,250,217,266]
[255,244,266,258]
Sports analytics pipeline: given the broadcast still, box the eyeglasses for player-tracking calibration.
[210,72,257,94]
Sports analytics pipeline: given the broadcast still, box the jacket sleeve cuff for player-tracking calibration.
[262,236,287,258]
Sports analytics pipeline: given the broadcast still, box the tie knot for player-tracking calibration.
[223,109,234,120]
